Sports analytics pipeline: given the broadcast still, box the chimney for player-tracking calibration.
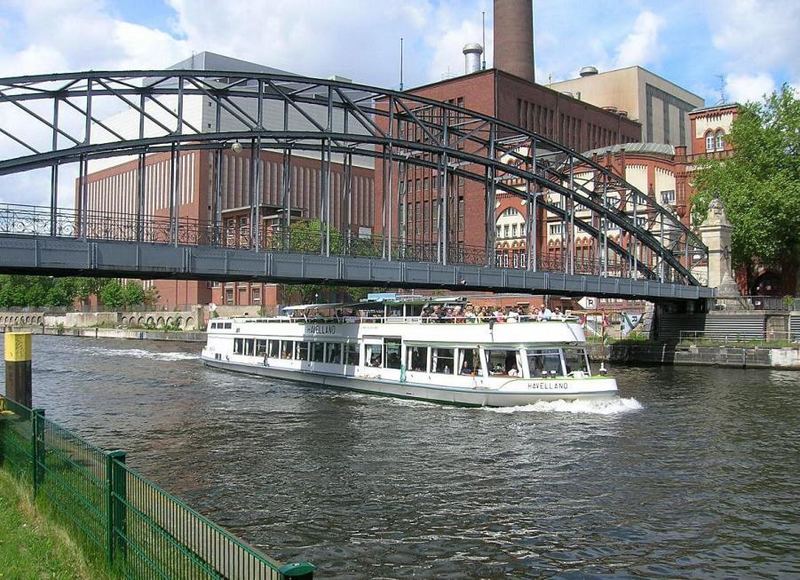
[463,43,483,74]
[493,0,535,83]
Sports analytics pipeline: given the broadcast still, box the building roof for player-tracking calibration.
[582,142,675,158]
[167,51,296,77]
[690,103,740,115]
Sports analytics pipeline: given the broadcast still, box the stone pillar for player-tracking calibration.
[697,197,740,297]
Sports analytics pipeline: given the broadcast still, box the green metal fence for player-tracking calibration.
[0,395,313,580]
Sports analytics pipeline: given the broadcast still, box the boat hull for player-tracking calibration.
[201,356,618,407]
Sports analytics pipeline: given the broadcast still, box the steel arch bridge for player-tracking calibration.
[0,69,712,300]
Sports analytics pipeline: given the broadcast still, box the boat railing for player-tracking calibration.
[221,314,580,325]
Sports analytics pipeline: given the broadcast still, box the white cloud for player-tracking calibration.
[725,72,775,104]
[710,0,800,77]
[613,10,664,69]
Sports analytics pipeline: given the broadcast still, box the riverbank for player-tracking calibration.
[588,341,800,369]
[4,325,206,342]
[0,469,104,579]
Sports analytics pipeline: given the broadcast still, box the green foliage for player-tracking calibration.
[0,276,157,310]
[691,84,800,270]
[279,220,377,305]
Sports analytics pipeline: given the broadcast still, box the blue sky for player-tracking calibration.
[0,0,796,105]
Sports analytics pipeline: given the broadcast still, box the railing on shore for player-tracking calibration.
[679,330,797,345]
[0,395,312,579]
[712,296,800,312]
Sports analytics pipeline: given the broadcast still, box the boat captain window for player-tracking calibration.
[527,348,562,377]
[563,348,590,375]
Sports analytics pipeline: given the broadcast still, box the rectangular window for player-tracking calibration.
[311,342,325,362]
[384,338,402,369]
[527,348,562,377]
[251,287,261,304]
[365,344,383,367]
[327,343,342,364]
[281,340,295,359]
[268,339,279,358]
[407,346,427,372]
[255,339,267,356]
[458,348,481,375]
[244,338,255,356]
[432,348,454,374]
[345,343,359,365]
[233,338,243,354]
[486,349,520,376]
[295,341,309,361]
[660,190,675,205]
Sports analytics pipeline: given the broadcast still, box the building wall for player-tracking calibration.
[550,66,704,153]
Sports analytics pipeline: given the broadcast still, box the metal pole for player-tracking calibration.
[568,156,575,275]
[486,125,496,267]
[49,98,59,237]
[387,98,395,260]
[249,137,257,250]
[602,179,608,277]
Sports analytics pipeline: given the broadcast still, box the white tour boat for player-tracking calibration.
[200,298,618,407]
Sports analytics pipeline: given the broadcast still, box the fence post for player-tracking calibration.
[31,409,45,496]
[106,449,127,566]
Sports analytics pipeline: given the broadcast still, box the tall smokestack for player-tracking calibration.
[493,0,535,83]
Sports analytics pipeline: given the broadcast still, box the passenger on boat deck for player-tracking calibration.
[493,308,505,323]
[460,360,472,374]
[370,355,382,367]
[540,306,553,321]
[508,366,520,377]
[507,307,519,323]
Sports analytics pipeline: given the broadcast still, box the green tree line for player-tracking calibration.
[0,276,158,309]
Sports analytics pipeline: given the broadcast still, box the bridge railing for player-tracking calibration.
[0,202,644,280]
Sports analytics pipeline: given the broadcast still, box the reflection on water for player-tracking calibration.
[2,335,799,578]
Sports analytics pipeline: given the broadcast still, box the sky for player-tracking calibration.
[0,0,797,205]
[0,0,796,103]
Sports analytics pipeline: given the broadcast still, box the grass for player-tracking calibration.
[0,468,107,580]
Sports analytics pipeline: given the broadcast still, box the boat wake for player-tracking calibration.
[486,397,643,415]
[86,347,198,362]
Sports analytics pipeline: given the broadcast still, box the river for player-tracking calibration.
[2,335,799,578]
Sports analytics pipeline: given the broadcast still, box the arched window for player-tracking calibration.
[715,130,725,151]
[705,131,715,152]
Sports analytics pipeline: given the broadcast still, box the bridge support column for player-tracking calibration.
[4,332,32,409]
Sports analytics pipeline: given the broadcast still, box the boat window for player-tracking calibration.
[486,349,520,376]
[244,338,255,356]
[527,348,562,377]
[281,340,295,359]
[365,344,382,367]
[295,341,309,361]
[224,322,232,329]
[311,342,325,362]
[268,340,279,358]
[327,343,342,364]
[384,338,402,369]
[432,348,454,374]
[233,338,243,355]
[210,322,217,329]
[345,343,359,365]
[563,348,590,375]
[255,339,267,357]
[459,348,481,375]
[407,346,427,372]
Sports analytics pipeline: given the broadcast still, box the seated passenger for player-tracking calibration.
[460,360,473,375]
[507,366,520,377]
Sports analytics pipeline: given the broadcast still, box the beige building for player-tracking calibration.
[550,66,704,153]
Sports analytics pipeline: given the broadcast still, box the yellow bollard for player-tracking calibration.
[4,332,32,408]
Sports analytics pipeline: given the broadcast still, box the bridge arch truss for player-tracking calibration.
[0,70,707,288]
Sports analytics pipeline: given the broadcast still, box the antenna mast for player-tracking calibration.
[400,37,404,91]
[481,11,486,70]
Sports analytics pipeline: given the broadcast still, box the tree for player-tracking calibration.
[120,281,146,308]
[691,84,800,284]
[99,280,125,308]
